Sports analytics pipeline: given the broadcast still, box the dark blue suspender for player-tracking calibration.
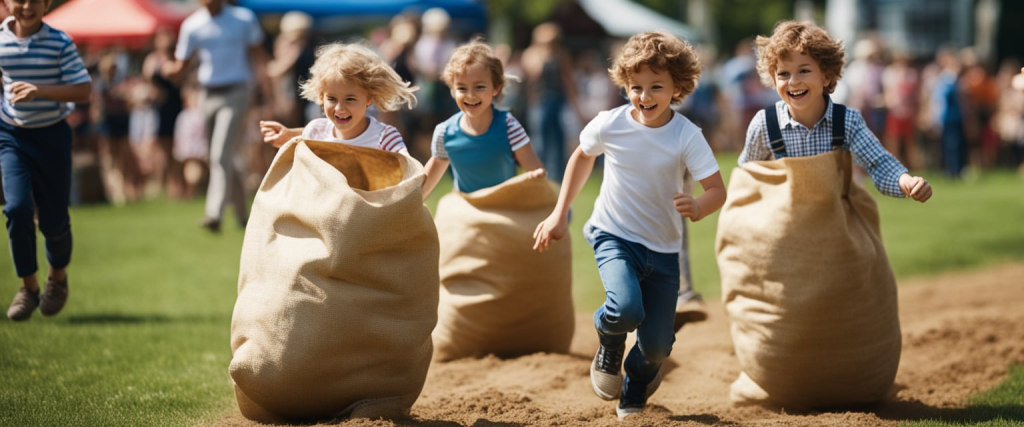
[763,98,847,159]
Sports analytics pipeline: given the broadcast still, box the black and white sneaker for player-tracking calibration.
[590,342,625,400]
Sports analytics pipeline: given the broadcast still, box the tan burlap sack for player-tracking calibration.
[716,150,901,408]
[432,173,574,362]
[229,139,439,422]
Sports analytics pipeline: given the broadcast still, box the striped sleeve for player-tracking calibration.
[58,39,90,84]
[379,125,407,153]
[506,113,530,151]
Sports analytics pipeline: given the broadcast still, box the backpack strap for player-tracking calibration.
[763,105,786,158]
[831,101,847,149]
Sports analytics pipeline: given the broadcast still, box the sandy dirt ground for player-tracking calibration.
[218,263,1024,426]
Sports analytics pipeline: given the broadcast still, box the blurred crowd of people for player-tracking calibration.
[42,8,1024,207]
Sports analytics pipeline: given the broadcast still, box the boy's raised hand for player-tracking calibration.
[533,212,567,253]
[674,192,701,221]
[898,173,933,203]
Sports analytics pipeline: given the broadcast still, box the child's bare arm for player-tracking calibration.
[421,156,450,200]
[898,173,932,203]
[533,146,595,252]
[512,144,546,179]
[10,82,91,104]
[259,121,301,148]
[674,171,726,221]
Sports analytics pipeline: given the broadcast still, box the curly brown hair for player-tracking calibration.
[440,39,515,103]
[299,42,418,112]
[755,21,845,94]
[609,31,701,105]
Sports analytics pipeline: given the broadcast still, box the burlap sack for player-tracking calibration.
[432,173,574,362]
[229,139,439,422]
[716,150,901,408]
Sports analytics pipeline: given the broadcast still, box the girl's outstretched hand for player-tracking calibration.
[533,212,567,253]
[259,120,297,148]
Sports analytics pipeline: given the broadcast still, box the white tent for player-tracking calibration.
[577,0,700,41]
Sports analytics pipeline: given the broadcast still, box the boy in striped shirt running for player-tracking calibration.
[2,0,92,321]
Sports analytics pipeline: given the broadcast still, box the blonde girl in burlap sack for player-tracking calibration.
[423,40,577,363]
[718,20,932,409]
[258,42,417,153]
[231,41,437,423]
[535,31,727,419]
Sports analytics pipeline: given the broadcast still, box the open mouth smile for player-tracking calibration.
[639,103,657,111]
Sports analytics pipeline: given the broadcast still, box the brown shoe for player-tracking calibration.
[199,217,221,233]
[673,293,708,332]
[39,276,69,317]
[7,287,40,321]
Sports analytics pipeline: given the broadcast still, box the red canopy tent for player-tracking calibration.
[42,0,197,50]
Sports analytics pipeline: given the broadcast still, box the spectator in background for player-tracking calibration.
[142,27,184,198]
[882,51,921,170]
[165,0,272,233]
[931,49,968,178]
[960,48,999,170]
[267,11,314,128]
[522,22,583,183]
[93,52,139,205]
[173,84,209,200]
[413,8,456,131]
[845,38,888,137]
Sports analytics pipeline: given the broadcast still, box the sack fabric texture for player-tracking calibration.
[432,173,574,362]
[716,150,901,408]
[230,139,439,422]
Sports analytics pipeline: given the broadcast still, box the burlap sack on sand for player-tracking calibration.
[432,173,574,362]
[229,139,439,422]
[716,150,901,408]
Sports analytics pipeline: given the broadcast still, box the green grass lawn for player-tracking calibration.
[1,155,1023,426]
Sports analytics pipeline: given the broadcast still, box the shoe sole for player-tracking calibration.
[616,405,643,419]
[590,356,622,401]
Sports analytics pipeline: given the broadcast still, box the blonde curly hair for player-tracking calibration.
[299,42,418,112]
[440,39,516,103]
[755,21,846,94]
[609,31,702,105]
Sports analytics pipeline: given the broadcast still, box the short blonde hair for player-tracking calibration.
[609,31,701,105]
[755,21,845,94]
[440,39,514,103]
[299,42,417,112]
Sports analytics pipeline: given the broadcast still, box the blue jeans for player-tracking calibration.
[0,120,73,278]
[585,223,679,401]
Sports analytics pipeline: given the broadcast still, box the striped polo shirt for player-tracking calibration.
[0,17,91,128]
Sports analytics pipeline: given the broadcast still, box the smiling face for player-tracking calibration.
[321,78,372,140]
[773,51,831,125]
[450,61,500,120]
[5,0,52,35]
[626,65,680,128]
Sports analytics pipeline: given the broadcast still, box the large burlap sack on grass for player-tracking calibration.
[716,150,901,408]
[432,173,574,362]
[230,139,439,422]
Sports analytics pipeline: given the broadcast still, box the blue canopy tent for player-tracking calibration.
[237,0,488,35]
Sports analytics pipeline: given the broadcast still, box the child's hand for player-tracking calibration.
[533,212,568,253]
[898,173,933,203]
[526,168,547,180]
[259,120,292,148]
[9,82,38,104]
[673,192,701,221]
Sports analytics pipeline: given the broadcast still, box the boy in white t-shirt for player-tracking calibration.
[260,42,417,153]
[533,31,726,419]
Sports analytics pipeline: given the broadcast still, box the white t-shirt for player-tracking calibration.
[301,116,407,153]
[175,5,263,87]
[580,104,719,253]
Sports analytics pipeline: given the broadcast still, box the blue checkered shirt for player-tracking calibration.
[739,99,908,198]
